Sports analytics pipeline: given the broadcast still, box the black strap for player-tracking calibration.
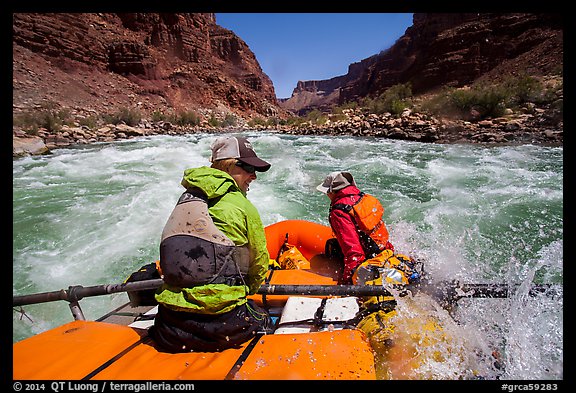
[313,298,328,327]
[276,233,289,261]
[82,334,152,380]
[330,192,365,213]
[177,187,208,205]
[331,203,352,212]
[224,333,264,380]
[260,269,275,308]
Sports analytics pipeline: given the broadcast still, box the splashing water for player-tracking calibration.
[373,292,497,380]
[13,132,562,379]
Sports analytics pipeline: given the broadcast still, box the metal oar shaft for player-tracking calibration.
[456,283,560,299]
[13,279,561,308]
[257,284,392,296]
[417,281,562,305]
[13,280,392,307]
[12,279,165,307]
[13,288,70,306]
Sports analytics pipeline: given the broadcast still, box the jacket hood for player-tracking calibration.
[180,166,240,199]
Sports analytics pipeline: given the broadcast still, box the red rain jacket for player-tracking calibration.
[328,185,366,284]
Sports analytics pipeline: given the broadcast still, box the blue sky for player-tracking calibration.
[216,13,414,99]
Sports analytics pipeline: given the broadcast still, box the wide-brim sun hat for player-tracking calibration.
[316,171,356,193]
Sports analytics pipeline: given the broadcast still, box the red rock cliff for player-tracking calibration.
[13,13,281,119]
[282,13,563,114]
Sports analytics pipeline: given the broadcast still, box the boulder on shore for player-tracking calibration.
[13,135,50,157]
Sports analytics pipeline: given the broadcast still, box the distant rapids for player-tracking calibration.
[13,131,563,379]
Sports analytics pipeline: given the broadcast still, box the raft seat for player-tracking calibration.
[274,296,360,334]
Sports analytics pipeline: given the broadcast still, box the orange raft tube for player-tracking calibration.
[13,220,377,380]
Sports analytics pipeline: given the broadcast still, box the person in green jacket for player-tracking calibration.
[151,136,272,353]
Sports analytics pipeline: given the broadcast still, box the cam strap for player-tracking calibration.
[224,333,264,380]
[259,267,277,309]
[313,298,328,327]
[82,334,153,380]
[330,192,365,213]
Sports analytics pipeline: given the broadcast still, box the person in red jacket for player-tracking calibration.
[317,171,394,284]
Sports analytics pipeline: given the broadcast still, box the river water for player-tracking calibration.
[12,131,563,380]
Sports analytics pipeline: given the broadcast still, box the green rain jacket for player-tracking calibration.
[155,166,270,314]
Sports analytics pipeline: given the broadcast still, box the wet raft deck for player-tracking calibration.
[13,318,375,380]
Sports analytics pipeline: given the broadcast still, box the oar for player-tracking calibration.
[258,284,393,297]
[12,279,165,307]
[13,278,561,309]
[12,280,394,308]
[414,279,562,306]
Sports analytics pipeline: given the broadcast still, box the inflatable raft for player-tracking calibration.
[15,219,496,380]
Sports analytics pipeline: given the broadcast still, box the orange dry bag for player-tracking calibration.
[276,234,311,270]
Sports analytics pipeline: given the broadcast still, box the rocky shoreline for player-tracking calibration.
[13,107,563,158]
